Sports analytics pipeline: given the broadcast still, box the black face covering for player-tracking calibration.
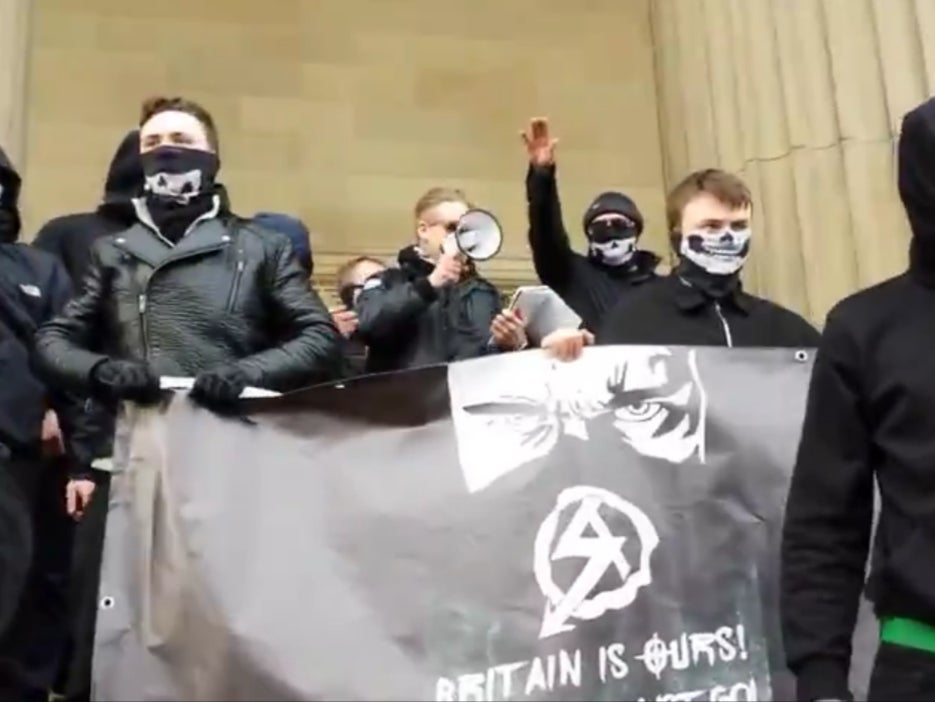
[675,257,741,301]
[141,146,219,205]
[0,210,19,243]
[0,164,22,243]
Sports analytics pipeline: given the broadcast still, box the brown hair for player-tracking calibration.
[336,255,386,290]
[665,168,752,248]
[139,96,220,152]
[413,187,472,219]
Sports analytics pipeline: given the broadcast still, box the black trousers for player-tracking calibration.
[0,453,74,702]
[0,453,31,639]
[62,470,110,702]
[868,642,935,701]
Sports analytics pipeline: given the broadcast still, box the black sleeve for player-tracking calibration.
[31,218,67,261]
[780,309,822,348]
[36,258,101,477]
[526,164,577,293]
[780,310,874,701]
[34,244,110,394]
[236,238,343,391]
[355,270,438,345]
[451,282,501,361]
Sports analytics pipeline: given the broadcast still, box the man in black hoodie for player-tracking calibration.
[781,96,935,701]
[521,117,660,332]
[33,130,143,285]
[0,145,98,701]
[31,130,143,702]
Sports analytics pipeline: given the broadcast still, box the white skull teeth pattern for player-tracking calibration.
[681,228,751,275]
[144,169,203,202]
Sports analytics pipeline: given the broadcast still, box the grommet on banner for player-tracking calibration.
[794,350,809,362]
[100,596,116,610]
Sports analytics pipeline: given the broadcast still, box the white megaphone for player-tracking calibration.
[442,208,503,261]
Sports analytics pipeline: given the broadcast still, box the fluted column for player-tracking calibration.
[0,0,33,169]
[651,0,931,325]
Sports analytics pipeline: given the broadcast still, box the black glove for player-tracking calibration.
[189,365,249,411]
[90,359,161,404]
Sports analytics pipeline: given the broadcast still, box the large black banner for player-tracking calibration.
[91,347,875,701]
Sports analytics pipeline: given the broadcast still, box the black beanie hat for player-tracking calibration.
[582,191,644,235]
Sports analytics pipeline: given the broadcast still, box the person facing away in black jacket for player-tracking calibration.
[354,187,501,373]
[30,129,144,702]
[33,130,143,285]
[34,95,342,412]
[781,96,935,702]
[520,117,660,332]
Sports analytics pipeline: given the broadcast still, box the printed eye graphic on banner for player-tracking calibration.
[534,485,660,639]
[449,347,708,493]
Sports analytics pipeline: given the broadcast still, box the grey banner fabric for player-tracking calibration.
[92,348,877,701]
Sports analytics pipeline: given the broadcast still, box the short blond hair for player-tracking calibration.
[413,187,472,219]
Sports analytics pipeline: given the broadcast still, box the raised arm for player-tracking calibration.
[522,117,575,293]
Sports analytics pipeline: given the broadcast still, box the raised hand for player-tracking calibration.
[521,117,558,167]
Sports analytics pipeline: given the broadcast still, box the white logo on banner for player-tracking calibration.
[534,485,659,639]
[449,347,708,494]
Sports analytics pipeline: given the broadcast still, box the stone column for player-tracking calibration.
[0,0,34,168]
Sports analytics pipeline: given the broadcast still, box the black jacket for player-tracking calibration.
[355,246,501,373]
[0,146,99,470]
[35,195,343,394]
[526,164,659,331]
[781,96,935,701]
[0,243,101,466]
[30,130,142,463]
[596,273,820,348]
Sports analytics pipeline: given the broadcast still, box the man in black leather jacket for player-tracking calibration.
[355,187,502,373]
[35,96,342,409]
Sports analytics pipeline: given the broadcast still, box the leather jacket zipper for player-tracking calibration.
[226,250,246,311]
[714,301,734,348]
[138,292,150,357]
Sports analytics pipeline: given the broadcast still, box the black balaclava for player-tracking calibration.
[582,191,644,268]
[899,96,935,285]
[141,145,221,244]
[0,146,22,244]
[98,129,144,224]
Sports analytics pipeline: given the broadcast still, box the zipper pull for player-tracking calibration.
[138,293,147,314]
[237,260,245,273]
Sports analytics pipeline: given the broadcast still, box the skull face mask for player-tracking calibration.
[680,227,751,275]
[587,219,640,267]
[141,146,219,204]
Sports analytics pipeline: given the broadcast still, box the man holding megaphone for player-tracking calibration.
[354,187,504,373]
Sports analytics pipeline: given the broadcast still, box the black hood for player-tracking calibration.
[97,129,143,224]
[899,96,935,282]
[0,145,22,242]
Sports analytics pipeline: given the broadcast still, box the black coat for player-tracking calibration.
[35,196,343,394]
[596,274,820,349]
[526,165,659,331]
[781,95,935,702]
[355,247,501,373]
